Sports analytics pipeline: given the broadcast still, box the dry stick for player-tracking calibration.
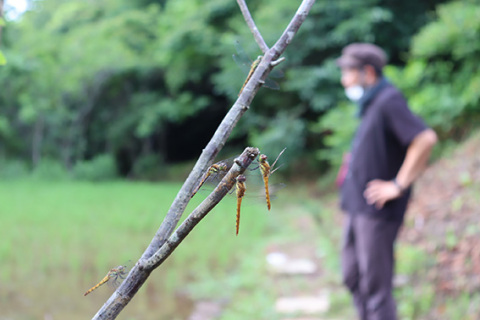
[92,0,315,319]
[236,0,269,53]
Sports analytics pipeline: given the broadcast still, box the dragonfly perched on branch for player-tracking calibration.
[192,148,286,235]
[258,148,286,210]
[233,41,284,95]
[84,263,130,296]
[235,175,247,235]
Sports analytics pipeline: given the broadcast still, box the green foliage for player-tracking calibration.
[396,244,429,276]
[72,154,118,181]
[0,50,6,65]
[0,159,29,179]
[442,293,480,320]
[0,0,448,179]
[31,159,71,180]
[249,112,306,165]
[312,0,480,167]
[312,102,357,168]
[387,1,480,137]
[395,284,435,320]
[131,154,165,180]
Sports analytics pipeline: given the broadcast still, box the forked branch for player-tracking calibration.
[92,1,316,319]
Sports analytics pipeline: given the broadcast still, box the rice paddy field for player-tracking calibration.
[0,179,294,319]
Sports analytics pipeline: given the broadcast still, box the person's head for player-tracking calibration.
[336,43,387,101]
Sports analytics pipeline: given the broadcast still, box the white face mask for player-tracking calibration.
[345,85,364,102]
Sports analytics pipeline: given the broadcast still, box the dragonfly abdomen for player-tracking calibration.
[235,175,247,235]
[259,155,272,210]
[84,275,110,296]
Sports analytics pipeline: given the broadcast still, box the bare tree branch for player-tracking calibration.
[236,0,269,53]
[92,148,259,320]
[92,0,316,318]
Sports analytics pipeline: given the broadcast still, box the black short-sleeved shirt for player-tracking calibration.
[340,83,428,221]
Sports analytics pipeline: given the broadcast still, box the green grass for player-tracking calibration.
[2,178,470,320]
[0,179,275,319]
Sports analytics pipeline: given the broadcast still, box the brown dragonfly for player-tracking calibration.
[235,175,247,235]
[233,41,283,95]
[84,262,130,296]
[192,149,286,234]
[258,148,286,210]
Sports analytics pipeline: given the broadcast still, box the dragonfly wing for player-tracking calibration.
[234,53,280,90]
[234,41,251,62]
[264,77,280,90]
[108,262,131,288]
[108,272,126,289]
[270,68,284,79]
[234,41,283,90]
[232,53,251,75]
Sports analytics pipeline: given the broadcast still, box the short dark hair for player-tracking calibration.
[336,43,387,75]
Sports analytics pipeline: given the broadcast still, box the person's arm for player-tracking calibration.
[363,128,438,209]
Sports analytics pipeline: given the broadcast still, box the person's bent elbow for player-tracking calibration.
[422,128,438,148]
[416,128,438,148]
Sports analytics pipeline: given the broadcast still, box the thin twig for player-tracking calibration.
[271,57,286,67]
[236,0,269,53]
[235,0,315,107]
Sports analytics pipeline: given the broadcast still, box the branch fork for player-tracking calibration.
[92,0,316,318]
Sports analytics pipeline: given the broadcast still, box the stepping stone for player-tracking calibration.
[275,292,330,315]
[188,301,223,320]
[267,252,317,275]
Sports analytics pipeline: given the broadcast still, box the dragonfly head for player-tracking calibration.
[259,154,268,163]
[217,162,228,171]
[113,265,126,273]
[236,175,246,183]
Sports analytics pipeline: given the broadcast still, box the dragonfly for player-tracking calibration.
[258,148,286,211]
[84,264,129,296]
[259,154,272,211]
[191,161,229,199]
[233,41,283,95]
[235,175,247,235]
[191,149,286,234]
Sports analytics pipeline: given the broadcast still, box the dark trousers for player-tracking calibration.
[341,213,402,320]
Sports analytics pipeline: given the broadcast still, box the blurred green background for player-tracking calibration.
[1,0,480,319]
[2,0,479,177]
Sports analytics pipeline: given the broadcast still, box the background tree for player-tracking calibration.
[0,0,461,181]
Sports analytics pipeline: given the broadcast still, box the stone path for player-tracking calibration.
[267,251,335,320]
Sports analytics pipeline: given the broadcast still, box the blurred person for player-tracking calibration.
[335,43,437,320]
